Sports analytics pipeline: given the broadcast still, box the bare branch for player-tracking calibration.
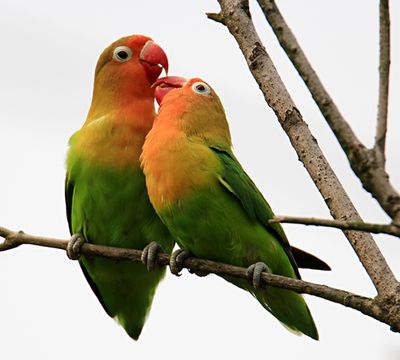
[256,0,400,222]
[0,225,398,330]
[374,0,390,164]
[213,0,398,297]
[270,216,400,238]
[256,0,360,154]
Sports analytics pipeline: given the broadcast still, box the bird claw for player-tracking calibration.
[141,241,163,271]
[67,234,85,260]
[246,262,271,289]
[169,249,191,276]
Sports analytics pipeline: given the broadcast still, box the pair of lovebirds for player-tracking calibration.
[65,34,330,341]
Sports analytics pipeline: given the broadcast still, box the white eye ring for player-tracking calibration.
[113,46,132,62]
[191,82,211,96]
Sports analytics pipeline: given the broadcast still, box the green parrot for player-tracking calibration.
[65,35,174,340]
[141,76,327,340]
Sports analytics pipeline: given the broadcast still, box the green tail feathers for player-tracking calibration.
[227,276,318,340]
[80,257,167,340]
[254,286,318,340]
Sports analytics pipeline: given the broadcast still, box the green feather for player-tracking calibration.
[142,77,325,340]
[210,146,300,278]
[66,155,174,340]
[212,146,330,272]
[157,143,319,340]
[65,34,175,340]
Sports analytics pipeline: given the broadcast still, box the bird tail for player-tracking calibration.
[254,285,319,340]
[226,276,319,340]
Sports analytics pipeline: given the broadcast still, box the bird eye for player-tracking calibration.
[191,82,211,96]
[113,46,132,62]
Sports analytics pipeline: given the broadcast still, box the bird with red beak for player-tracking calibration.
[65,35,174,340]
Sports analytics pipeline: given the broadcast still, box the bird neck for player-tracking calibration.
[71,93,155,169]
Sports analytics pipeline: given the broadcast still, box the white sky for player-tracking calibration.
[1,0,399,359]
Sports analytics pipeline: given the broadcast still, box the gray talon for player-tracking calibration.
[67,234,85,260]
[141,241,163,271]
[169,249,191,276]
[246,262,271,289]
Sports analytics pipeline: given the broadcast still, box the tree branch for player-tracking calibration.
[254,0,400,222]
[374,0,390,164]
[0,225,398,331]
[208,0,398,298]
[269,215,400,238]
[255,0,359,154]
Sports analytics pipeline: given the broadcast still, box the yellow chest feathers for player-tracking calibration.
[141,128,220,210]
[71,113,150,168]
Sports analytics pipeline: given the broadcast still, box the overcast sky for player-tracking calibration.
[1,1,399,359]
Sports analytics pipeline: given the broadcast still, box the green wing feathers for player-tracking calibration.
[211,147,298,272]
[212,146,330,272]
[210,146,319,340]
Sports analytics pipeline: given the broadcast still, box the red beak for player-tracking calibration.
[153,76,187,105]
[140,41,169,84]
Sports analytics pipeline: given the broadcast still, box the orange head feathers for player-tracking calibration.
[141,76,233,209]
[87,35,168,121]
[72,35,169,167]
[152,76,232,148]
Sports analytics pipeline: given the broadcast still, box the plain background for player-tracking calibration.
[0,1,399,359]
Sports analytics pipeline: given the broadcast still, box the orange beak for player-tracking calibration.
[153,76,187,105]
[140,41,169,84]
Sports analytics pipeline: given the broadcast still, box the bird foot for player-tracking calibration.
[67,234,85,260]
[141,241,163,271]
[246,262,271,289]
[169,249,191,276]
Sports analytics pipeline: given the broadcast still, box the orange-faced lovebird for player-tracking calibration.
[65,35,174,340]
[141,76,325,340]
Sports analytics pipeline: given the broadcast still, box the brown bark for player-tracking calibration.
[256,0,400,222]
[208,0,398,299]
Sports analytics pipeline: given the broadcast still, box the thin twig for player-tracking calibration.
[0,225,393,329]
[374,0,390,164]
[254,0,400,222]
[210,0,398,298]
[206,12,225,25]
[269,216,400,238]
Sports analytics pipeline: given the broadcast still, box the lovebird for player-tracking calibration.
[141,76,326,340]
[65,35,174,340]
